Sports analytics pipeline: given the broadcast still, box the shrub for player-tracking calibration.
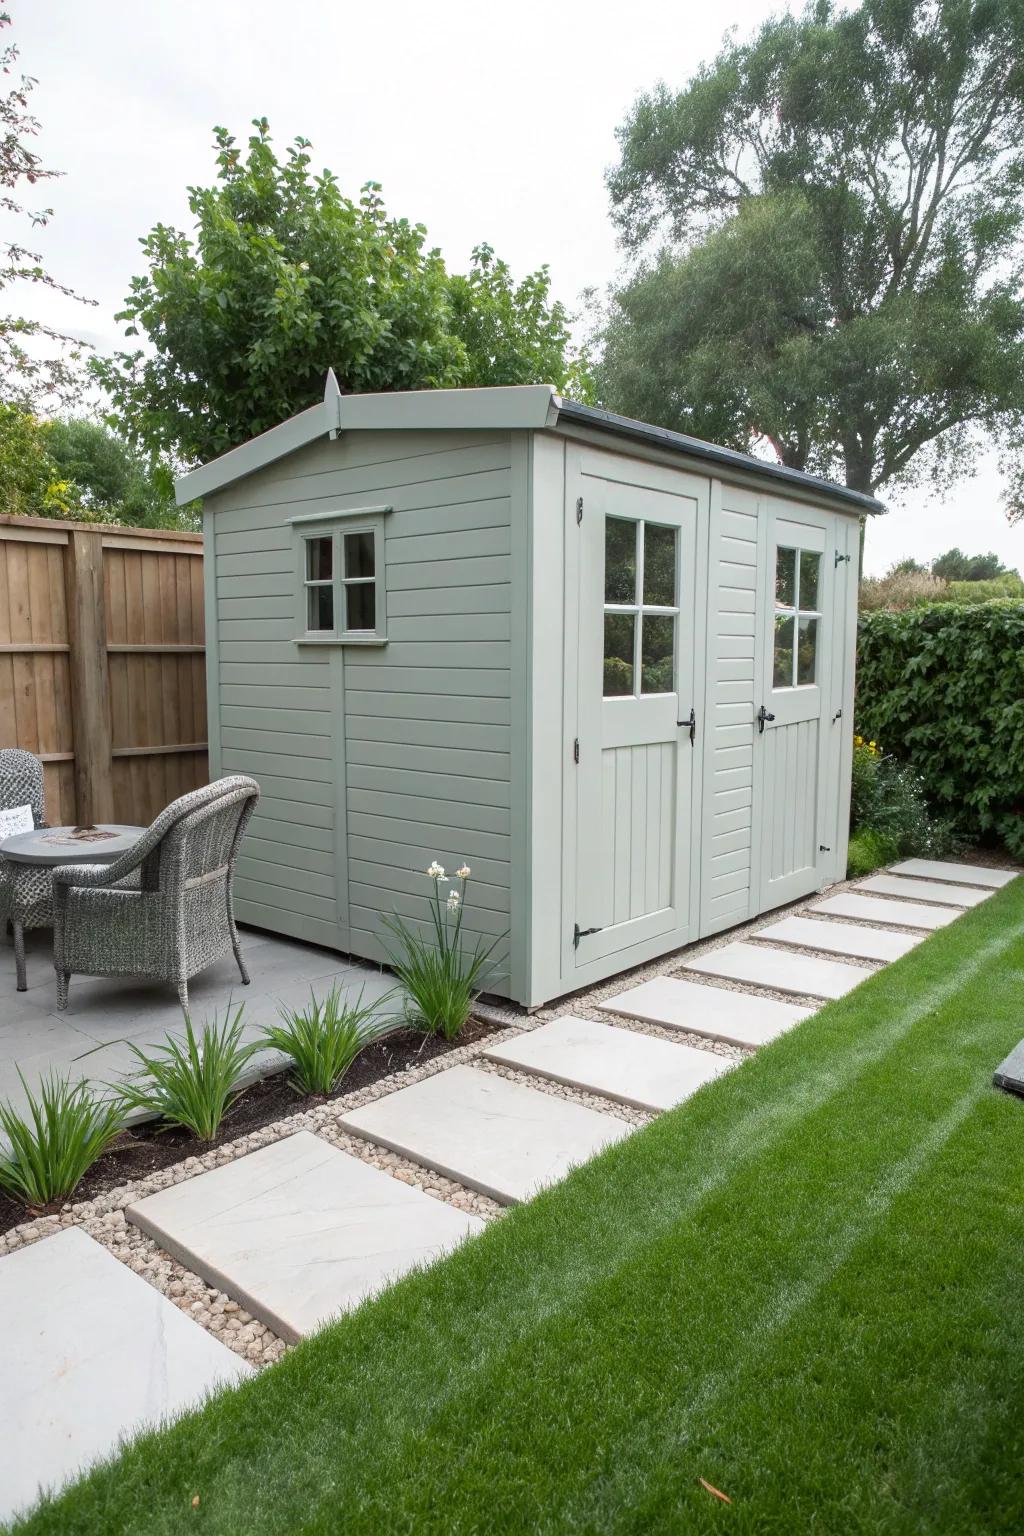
[859,568,947,611]
[381,862,502,1040]
[849,735,960,862]
[857,603,1024,857]
[944,574,1024,604]
[116,1007,255,1141]
[259,985,394,1097]
[0,1072,125,1211]
[846,828,900,878]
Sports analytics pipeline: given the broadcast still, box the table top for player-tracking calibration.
[0,824,145,866]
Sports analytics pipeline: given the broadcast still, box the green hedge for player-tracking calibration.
[856,601,1024,858]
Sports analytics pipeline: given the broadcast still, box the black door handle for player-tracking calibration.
[757,705,775,734]
[677,707,696,745]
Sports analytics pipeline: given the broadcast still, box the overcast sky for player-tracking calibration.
[13,0,1023,576]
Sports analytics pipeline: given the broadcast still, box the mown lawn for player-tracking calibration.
[14,880,1024,1535]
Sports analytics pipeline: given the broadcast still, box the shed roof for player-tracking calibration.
[176,375,885,517]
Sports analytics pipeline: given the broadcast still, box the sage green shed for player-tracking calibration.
[177,378,882,1007]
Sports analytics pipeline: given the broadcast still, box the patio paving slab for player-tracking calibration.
[339,1064,632,1205]
[890,858,1017,889]
[993,1038,1024,1097]
[127,1131,484,1343]
[753,915,921,964]
[681,941,873,1000]
[482,1016,734,1111]
[855,874,991,908]
[0,1226,249,1526]
[810,892,960,930]
[599,976,813,1048]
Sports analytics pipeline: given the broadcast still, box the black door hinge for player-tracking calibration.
[573,922,603,949]
[576,496,584,525]
[832,708,843,722]
[819,844,831,852]
[835,551,851,567]
[573,737,580,764]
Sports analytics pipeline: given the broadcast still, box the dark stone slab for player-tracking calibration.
[993,1039,1024,1097]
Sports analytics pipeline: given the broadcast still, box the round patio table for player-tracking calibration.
[0,824,145,866]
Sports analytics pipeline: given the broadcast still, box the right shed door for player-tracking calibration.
[751,500,840,911]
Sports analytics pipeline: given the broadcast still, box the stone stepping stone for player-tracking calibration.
[753,914,921,964]
[0,1226,248,1525]
[127,1131,483,1343]
[482,1016,733,1112]
[890,858,1017,890]
[811,892,960,931]
[994,1038,1024,1097]
[600,976,812,1049]
[339,1064,632,1205]
[681,941,873,1000]
[855,874,991,908]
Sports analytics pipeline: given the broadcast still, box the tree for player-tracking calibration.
[0,404,81,518]
[96,121,589,466]
[601,0,1024,518]
[0,12,94,407]
[43,418,185,529]
[447,244,593,399]
[930,546,1012,581]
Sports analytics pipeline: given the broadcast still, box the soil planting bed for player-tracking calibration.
[0,1018,497,1237]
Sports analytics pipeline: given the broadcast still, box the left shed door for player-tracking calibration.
[566,449,705,975]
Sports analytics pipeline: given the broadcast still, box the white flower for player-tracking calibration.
[425,861,446,881]
[456,864,471,879]
[446,889,461,911]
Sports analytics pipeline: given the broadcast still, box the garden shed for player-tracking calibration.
[178,379,882,1007]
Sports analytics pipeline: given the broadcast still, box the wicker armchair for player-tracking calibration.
[0,748,51,991]
[51,775,259,1011]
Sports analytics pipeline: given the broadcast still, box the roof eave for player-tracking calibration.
[552,400,886,517]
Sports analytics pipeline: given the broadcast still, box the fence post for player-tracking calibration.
[64,528,114,825]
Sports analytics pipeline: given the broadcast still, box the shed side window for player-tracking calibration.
[773,546,822,688]
[304,537,334,633]
[292,508,390,646]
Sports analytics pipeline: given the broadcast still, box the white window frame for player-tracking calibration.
[603,516,680,699]
[289,504,391,646]
[772,543,823,690]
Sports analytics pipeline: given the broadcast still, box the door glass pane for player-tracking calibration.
[603,612,634,696]
[796,615,819,684]
[640,614,675,694]
[772,614,794,687]
[605,518,637,603]
[344,530,375,579]
[775,547,796,608]
[799,550,820,611]
[306,536,332,581]
[307,584,334,632]
[643,524,677,606]
[345,583,376,631]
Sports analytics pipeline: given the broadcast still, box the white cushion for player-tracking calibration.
[0,804,34,840]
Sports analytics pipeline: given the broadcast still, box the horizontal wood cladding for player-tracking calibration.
[209,429,516,965]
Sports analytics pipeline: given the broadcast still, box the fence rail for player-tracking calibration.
[0,515,208,828]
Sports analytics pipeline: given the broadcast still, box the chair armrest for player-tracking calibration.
[51,861,128,889]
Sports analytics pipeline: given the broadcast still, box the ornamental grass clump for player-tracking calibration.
[116,1005,254,1142]
[0,1071,125,1211]
[382,862,501,1040]
[259,984,394,1097]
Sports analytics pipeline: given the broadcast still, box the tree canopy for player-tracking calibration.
[96,121,590,465]
[600,0,1024,517]
[930,546,1015,581]
[0,12,93,407]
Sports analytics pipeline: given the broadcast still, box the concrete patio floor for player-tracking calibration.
[0,925,398,1116]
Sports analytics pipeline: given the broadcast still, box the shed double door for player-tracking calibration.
[565,449,706,977]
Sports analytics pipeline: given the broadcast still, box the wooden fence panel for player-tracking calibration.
[0,517,208,829]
